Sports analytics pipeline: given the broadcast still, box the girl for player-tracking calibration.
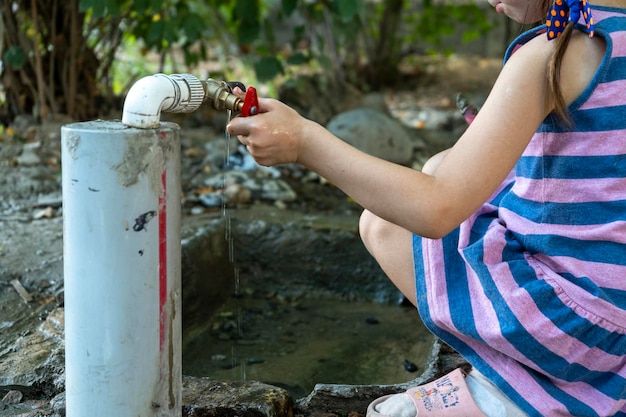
[227,0,626,414]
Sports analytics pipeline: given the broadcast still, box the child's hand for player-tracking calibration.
[226,94,308,167]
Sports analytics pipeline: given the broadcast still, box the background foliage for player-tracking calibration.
[0,0,493,123]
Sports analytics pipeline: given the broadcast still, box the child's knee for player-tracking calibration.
[359,209,377,246]
[359,210,397,257]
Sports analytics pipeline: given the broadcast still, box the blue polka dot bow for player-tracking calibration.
[546,0,595,40]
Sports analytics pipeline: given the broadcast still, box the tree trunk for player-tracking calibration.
[364,0,404,88]
[0,0,100,122]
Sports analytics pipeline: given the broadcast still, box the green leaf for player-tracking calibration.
[253,56,284,82]
[78,0,94,13]
[163,19,179,44]
[4,46,26,70]
[183,13,205,40]
[462,29,481,43]
[234,0,259,22]
[79,0,121,17]
[78,0,86,12]
[134,0,151,13]
[333,0,361,21]
[237,21,261,45]
[105,0,120,16]
[332,14,359,44]
[281,0,297,16]
[286,52,309,65]
[91,1,106,18]
[317,55,333,71]
[233,0,261,45]
[146,20,164,47]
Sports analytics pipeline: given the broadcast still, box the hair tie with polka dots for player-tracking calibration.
[546,0,594,40]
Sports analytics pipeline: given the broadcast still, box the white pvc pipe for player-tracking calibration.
[62,120,182,417]
[121,73,205,129]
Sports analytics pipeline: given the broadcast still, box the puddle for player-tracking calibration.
[181,208,434,399]
[183,292,434,398]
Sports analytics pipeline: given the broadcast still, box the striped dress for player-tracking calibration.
[413,6,626,416]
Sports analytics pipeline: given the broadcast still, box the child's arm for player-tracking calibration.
[227,33,602,238]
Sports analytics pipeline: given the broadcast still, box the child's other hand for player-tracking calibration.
[226,95,308,167]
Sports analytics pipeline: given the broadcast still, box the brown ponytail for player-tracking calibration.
[547,21,576,126]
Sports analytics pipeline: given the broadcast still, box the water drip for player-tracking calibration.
[223,110,245,382]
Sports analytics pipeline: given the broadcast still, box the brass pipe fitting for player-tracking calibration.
[201,79,244,113]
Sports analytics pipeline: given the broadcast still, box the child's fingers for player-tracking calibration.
[231,86,246,99]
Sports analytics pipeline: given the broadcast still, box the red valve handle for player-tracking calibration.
[240,86,258,117]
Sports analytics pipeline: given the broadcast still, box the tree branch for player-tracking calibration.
[30,0,49,119]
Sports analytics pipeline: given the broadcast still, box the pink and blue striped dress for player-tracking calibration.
[413,5,626,416]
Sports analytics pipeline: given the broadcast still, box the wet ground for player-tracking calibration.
[183,293,433,399]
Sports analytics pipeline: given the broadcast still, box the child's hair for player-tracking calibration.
[540,0,595,127]
[547,21,577,125]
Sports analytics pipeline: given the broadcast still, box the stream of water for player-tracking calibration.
[222,109,247,382]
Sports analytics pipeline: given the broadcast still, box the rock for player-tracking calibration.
[16,142,42,166]
[50,391,65,414]
[196,141,295,207]
[33,206,56,220]
[360,92,391,115]
[198,192,224,207]
[295,339,470,417]
[202,170,296,205]
[2,390,23,404]
[0,307,65,397]
[35,192,63,209]
[403,359,418,373]
[9,115,38,134]
[326,109,416,165]
[182,377,293,417]
[278,75,363,126]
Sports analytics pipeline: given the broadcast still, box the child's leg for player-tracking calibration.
[361,149,527,417]
[359,210,416,305]
[359,221,525,417]
[358,148,451,307]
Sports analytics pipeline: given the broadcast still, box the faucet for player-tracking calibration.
[122,74,258,129]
